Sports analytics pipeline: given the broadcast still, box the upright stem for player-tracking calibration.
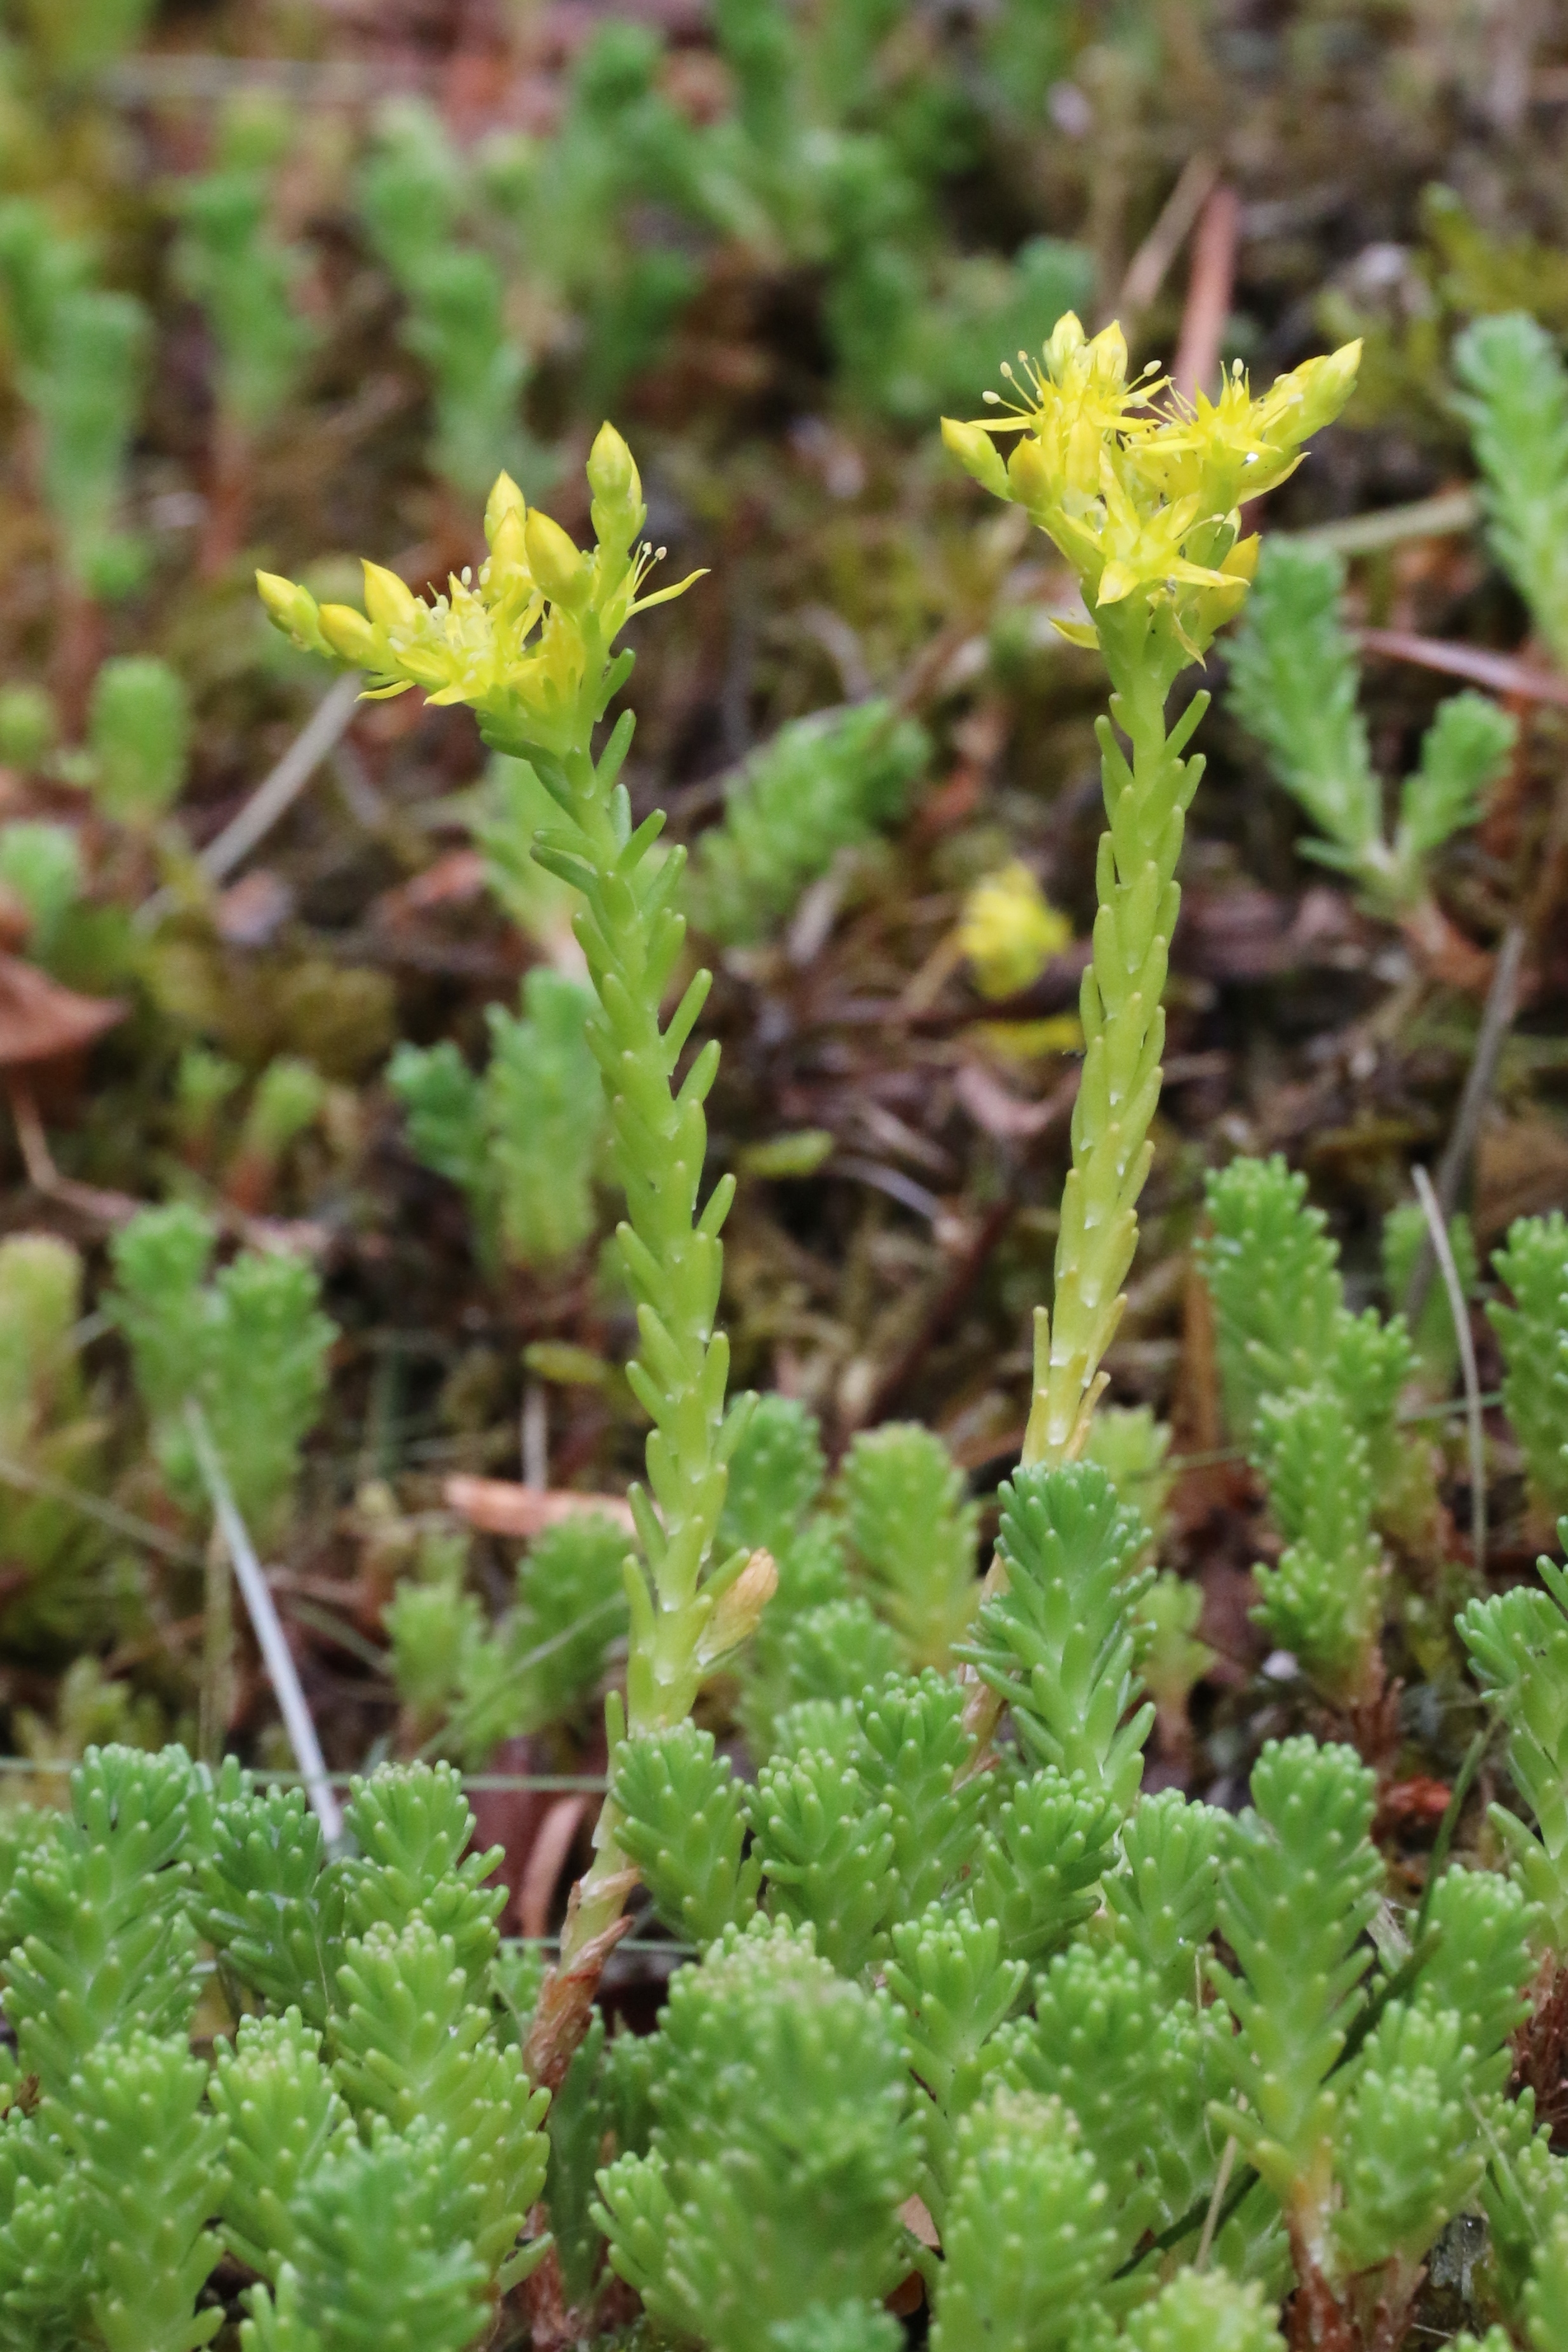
[964,628,1203,1748]
[522,710,746,2086]
[1025,640,1202,1467]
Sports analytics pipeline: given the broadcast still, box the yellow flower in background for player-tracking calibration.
[257,425,703,762]
[959,861,1072,1000]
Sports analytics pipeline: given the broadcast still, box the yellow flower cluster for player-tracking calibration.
[943,314,1361,658]
[257,424,701,758]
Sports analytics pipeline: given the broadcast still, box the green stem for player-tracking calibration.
[965,621,1203,1751]
[518,697,749,2070]
[1025,633,1204,1467]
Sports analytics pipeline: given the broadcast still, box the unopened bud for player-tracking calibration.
[484,470,527,548]
[361,561,419,632]
[1221,532,1260,583]
[587,421,642,521]
[1288,339,1362,441]
[316,604,379,665]
[1006,436,1053,513]
[255,571,322,649]
[941,416,1010,502]
[488,508,531,585]
[524,509,590,605]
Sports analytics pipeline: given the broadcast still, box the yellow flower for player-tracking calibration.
[959,862,1072,1000]
[257,425,703,759]
[942,323,1362,658]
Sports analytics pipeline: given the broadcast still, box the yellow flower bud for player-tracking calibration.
[488,507,531,587]
[587,421,642,521]
[941,416,1011,502]
[316,604,379,665]
[524,509,590,606]
[1042,311,1088,377]
[1006,436,1054,515]
[1286,338,1362,441]
[483,470,527,548]
[1222,533,1260,582]
[361,561,419,633]
[255,571,319,643]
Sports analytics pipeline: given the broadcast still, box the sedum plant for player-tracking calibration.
[1198,1154,1430,1544]
[1453,310,1568,669]
[107,1200,334,1546]
[943,322,1359,1476]
[1460,1528,1568,1952]
[170,94,318,571]
[238,325,1568,2352]
[358,104,541,505]
[258,426,767,2077]
[1487,1213,1568,1530]
[0,1232,117,1650]
[838,1421,978,1669]
[0,1745,551,2351]
[83,653,191,824]
[684,700,930,948]
[386,1513,628,1765]
[1227,537,1515,915]
[388,967,605,1274]
[0,198,147,602]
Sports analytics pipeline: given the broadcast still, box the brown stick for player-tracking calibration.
[1357,627,1568,707]
[1173,185,1241,402]
[444,1476,636,1540]
[1117,153,1220,323]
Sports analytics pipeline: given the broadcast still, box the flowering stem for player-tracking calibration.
[514,712,757,2079]
[257,428,763,2088]
[1024,625,1202,1469]
[963,632,1201,1750]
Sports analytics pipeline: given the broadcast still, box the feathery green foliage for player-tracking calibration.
[686,703,931,946]
[928,2086,1115,2352]
[0,1231,112,1648]
[594,1920,917,2349]
[839,1421,978,1668]
[389,967,605,1272]
[0,200,147,595]
[1250,1385,1386,1704]
[961,1462,1152,1810]
[172,96,317,442]
[0,1746,551,2352]
[1003,1940,1208,2254]
[971,1766,1119,1966]
[1383,1199,1478,1391]
[1454,309,1568,667]
[1227,538,1513,909]
[1461,1539,1568,1950]
[614,1718,760,1945]
[748,1742,896,1975]
[1206,1737,1382,2238]
[358,103,537,501]
[1200,1155,1423,1543]
[388,1514,630,1764]
[86,655,191,823]
[107,1202,334,1542]
[1123,2271,1287,2352]
[886,1901,1025,2215]
[1489,1213,1568,1526]
[1103,1787,1223,2003]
